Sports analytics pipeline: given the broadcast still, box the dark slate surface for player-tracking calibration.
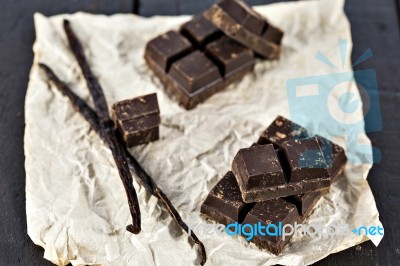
[0,0,398,265]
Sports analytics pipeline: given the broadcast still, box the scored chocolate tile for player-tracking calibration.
[145,30,192,72]
[169,50,223,93]
[181,14,222,48]
[280,137,329,183]
[205,36,255,77]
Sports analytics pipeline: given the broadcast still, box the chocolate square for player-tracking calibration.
[232,144,286,192]
[280,137,329,182]
[205,36,255,77]
[201,171,250,224]
[218,0,265,35]
[262,24,284,45]
[111,93,159,121]
[145,30,192,72]
[242,198,299,253]
[181,14,222,47]
[316,135,347,177]
[169,51,223,93]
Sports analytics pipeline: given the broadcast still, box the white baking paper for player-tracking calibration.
[25,0,383,265]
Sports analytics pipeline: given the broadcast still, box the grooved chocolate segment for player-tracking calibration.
[242,198,299,251]
[262,24,284,45]
[145,30,192,72]
[111,93,159,121]
[232,140,330,202]
[280,137,329,183]
[112,93,161,147]
[218,0,265,35]
[205,36,255,77]
[201,171,249,224]
[257,116,309,148]
[232,144,285,191]
[118,114,161,135]
[169,51,223,93]
[204,0,282,59]
[316,135,347,177]
[180,14,222,47]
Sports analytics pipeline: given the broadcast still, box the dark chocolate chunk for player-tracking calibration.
[218,0,265,35]
[204,0,282,59]
[242,198,299,253]
[257,116,309,148]
[169,51,223,93]
[280,137,329,183]
[262,24,284,45]
[316,135,347,177]
[205,36,255,77]
[145,30,192,72]
[201,171,250,224]
[111,93,159,121]
[180,14,222,47]
[112,93,161,147]
[232,144,286,191]
[232,139,330,202]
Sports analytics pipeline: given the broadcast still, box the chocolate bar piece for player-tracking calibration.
[204,0,283,59]
[232,137,330,202]
[205,36,255,77]
[145,14,255,110]
[181,14,222,48]
[258,116,347,177]
[169,51,223,93]
[201,170,326,254]
[112,93,159,121]
[257,115,309,148]
[242,198,299,254]
[145,30,192,72]
[201,171,252,225]
[316,135,347,177]
[111,93,161,147]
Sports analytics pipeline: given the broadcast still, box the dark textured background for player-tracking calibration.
[0,0,398,265]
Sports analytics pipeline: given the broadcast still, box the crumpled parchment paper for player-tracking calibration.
[25,0,383,265]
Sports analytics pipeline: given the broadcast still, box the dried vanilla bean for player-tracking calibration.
[39,64,207,265]
[63,19,141,234]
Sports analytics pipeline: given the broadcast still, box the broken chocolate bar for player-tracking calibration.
[204,0,283,59]
[232,137,330,202]
[144,14,255,110]
[111,93,161,147]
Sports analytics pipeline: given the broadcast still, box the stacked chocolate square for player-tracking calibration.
[201,116,347,254]
[144,0,284,109]
[111,93,160,147]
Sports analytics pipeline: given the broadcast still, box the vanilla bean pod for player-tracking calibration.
[39,64,207,265]
[63,19,141,234]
